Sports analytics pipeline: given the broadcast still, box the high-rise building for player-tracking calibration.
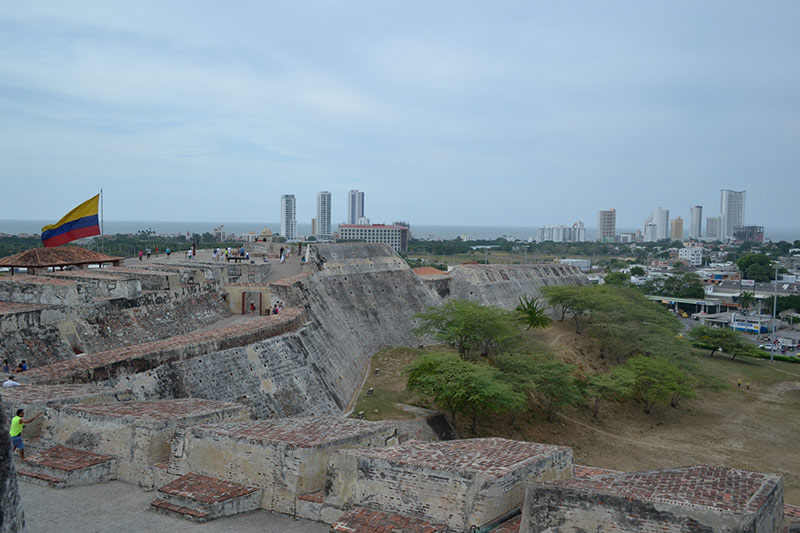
[706,215,723,241]
[597,209,616,242]
[653,207,670,241]
[316,191,332,238]
[720,189,746,240]
[670,217,684,241]
[347,190,365,225]
[643,223,658,242]
[280,194,296,241]
[689,206,703,240]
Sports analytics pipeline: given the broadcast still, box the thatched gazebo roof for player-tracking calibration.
[0,246,123,272]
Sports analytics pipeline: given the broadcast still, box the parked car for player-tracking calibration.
[679,310,688,318]
[758,344,776,351]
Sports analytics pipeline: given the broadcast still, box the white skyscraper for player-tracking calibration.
[653,207,670,241]
[706,215,723,241]
[316,191,331,238]
[720,190,745,240]
[280,194,296,241]
[642,208,669,241]
[689,206,703,240]
[347,190,365,225]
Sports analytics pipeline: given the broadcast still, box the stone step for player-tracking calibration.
[152,473,261,522]
[17,469,66,488]
[149,500,210,522]
[21,445,117,488]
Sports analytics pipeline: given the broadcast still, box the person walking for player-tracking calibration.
[138,250,143,261]
[1,360,9,373]
[10,409,42,461]
[250,302,256,316]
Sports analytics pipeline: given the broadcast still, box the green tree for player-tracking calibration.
[639,273,705,298]
[585,366,635,418]
[414,300,518,359]
[626,357,691,414]
[541,286,597,334]
[688,325,750,359]
[736,254,775,282]
[530,360,582,421]
[515,295,551,330]
[405,353,523,432]
[604,272,630,286]
[629,266,646,276]
[738,291,755,314]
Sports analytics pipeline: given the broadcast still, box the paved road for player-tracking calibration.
[18,480,329,533]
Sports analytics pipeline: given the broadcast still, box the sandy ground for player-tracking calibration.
[18,480,329,533]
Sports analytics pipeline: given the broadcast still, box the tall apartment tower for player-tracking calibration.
[316,191,332,238]
[720,190,745,240]
[706,215,723,241]
[670,217,684,241]
[689,206,703,240]
[597,208,616,242]
[280,194,297,241]
[347,190,365,225]
[653,207,670,241]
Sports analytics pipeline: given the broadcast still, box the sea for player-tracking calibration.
[2,220,799,243]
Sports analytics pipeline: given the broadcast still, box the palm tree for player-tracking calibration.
[739,291,755,316]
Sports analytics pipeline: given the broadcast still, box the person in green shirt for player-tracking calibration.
[10,409,41,461]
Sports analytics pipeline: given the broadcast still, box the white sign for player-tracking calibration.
[741,279,755,287]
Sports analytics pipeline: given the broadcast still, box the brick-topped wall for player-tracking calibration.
[168,417,396,514]
[21,308,304,385]
[324,438,573,531]
[522,465,785,532]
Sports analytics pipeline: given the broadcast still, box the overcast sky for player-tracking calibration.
[1,2,798,230]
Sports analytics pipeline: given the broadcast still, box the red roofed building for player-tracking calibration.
[338,224,409,252]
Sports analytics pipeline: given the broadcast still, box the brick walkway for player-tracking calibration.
[159,473,259,504]
[549,465,780,513]
[25,445,114,472]
[190,417,388,449]
[343,438,571,478]
[21,308,304,385]
[63,398,243,423]
[331,507,448,533]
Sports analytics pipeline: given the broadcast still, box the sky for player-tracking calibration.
[1,2,799,230]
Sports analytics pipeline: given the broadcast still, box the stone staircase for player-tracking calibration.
[150,472,261,522]
[17,445,117,488]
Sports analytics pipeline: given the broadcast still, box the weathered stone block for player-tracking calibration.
[324,438,573,531]
[522,465,785,533]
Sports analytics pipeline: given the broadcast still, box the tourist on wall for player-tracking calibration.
[9,408,42,461]
[3,375,20,387]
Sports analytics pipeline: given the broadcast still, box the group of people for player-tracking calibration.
[271,301,285,315]
[137,247,171,260]
[211,247,250,262]
[2,359,27,374]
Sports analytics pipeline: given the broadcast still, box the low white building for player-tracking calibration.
[678,246,704,266]
[338,224,409,252]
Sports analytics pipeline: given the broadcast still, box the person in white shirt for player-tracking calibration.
[3,375,21,387]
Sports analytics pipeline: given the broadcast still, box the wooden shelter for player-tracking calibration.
[0,247,123,275]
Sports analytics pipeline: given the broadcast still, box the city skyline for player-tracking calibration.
[1,3,799,229]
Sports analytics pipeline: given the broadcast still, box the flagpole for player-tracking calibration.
[100,189,104,253]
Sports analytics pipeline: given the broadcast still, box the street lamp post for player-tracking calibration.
[771,262,778,362]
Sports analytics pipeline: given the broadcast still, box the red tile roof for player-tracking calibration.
[0,246,122,268]
[412,266,448,276]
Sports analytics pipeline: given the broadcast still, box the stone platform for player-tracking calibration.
[324,438,573,531]
[522,465,785,532]
[151,472,261,522]
[169,416,396,516]
[42,398,248,486]
[18,445,117,488]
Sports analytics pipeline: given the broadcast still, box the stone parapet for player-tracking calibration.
[20,308,304,385]
[522,465,785,532]
[324,438,573,531]
[0,275,89,306]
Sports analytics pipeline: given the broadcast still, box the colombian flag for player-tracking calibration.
[41,194,101,247]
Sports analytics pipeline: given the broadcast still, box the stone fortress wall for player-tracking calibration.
[0,242,794,531]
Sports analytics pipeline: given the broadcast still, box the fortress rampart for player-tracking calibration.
[1,243,792,531]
